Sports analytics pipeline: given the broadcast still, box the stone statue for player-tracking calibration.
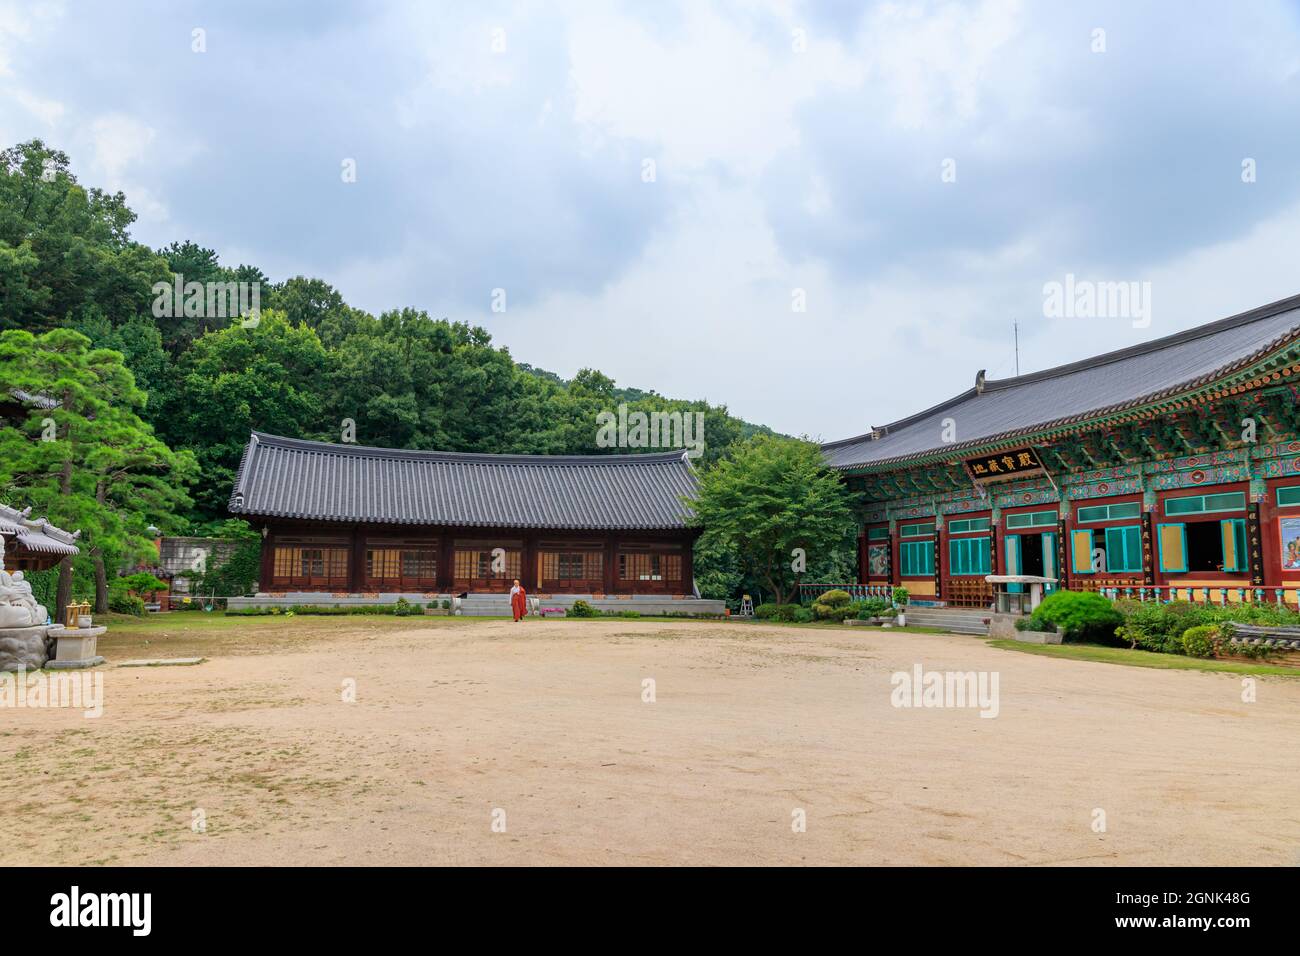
[0,568,48,629]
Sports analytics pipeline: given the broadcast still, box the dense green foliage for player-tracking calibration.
[1014,615,1056,633]
[1,138,786,604]
[1113,598,1300,657]
[185,520,262,598]
[0,326,195,613]
[1180,624,1218,658]
[1030,590,1124,643]
[753,602,814,623]
[854,598,892,620]
[692,435,856,605]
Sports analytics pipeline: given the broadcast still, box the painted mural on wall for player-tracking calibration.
[1280,517,1300,571]
[867,544,890,578]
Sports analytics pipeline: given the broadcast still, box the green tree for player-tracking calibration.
[0,328,195,615]
[0,140,169,333]
[162,309,331,520]
[691,434,855,605]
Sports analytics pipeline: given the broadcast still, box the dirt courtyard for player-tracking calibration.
[3,615,1298,866]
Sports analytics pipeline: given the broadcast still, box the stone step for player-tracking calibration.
[902,608,991,635]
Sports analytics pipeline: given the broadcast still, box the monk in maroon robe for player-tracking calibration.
[510,579,527,622]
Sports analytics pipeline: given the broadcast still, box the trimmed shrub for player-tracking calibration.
[569,600,597,618]
[811,589,854,620]
[853,598,892,621]
[791,607,815,623]
[1031,590,1123,643]
[108,591,146,616]
[755,603,802,622]
[1114,599,1217,653]
[892,586,910,606]
[117,572,168,595]
[1014,616,1055,633]
[1181,624,1219,658]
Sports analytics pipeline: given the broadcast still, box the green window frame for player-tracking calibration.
[900,540,934,576]
[947,517,991,534]
[947,536,991,576]
[1277,486,1300,508]
[1006,509,1058,529]
[1103,525,1144,572]
[1075,501,1142,523]
[1221,518,1248,573]
[898,522,935,538]
[867,527,890,540]
[1164,492,1245,516]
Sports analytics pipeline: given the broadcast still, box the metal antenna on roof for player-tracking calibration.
[1014,322,1020,376]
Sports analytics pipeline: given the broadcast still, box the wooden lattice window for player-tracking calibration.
[366,547,437,585]
[542,551,603,581]
[272,545,349,586]
[618,552,682,581]
[453,548,520,580]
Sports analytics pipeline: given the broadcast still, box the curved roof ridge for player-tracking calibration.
[981,291,1300,393]
[229,433,698,530]
[821,292,1300,471]
[248,431,691,465]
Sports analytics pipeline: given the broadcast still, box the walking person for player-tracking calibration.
[510,578,528,622]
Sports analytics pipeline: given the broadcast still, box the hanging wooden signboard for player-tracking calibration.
[963,446,1045,484]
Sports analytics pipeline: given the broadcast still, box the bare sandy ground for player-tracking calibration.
[2,617,1298,866]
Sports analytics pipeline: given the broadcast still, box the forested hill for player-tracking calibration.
[1,140,773,528]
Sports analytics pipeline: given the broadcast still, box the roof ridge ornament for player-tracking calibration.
[975,369,986,394]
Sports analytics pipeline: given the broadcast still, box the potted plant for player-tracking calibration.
[892,586,910,627]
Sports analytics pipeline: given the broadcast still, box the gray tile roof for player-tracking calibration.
[229,433,699,530]
[0,503,81,556]
[824,293,1300,471]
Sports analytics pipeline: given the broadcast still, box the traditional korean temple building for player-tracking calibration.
[824,293,1300,607]
[229,432,700,598]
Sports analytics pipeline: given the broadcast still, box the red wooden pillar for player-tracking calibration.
[349,524,365,592]
[521,531,536,592]
[603,535,617,595]
[438,532,455,592]
[683,536,695,595]
[890,531,900,587]
[259,527,274,591]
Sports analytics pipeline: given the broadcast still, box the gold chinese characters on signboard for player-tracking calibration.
[963,446,1045,483]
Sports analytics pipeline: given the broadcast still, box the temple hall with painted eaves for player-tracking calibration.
[823,293,1300,608]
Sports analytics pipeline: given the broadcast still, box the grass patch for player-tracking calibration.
[987,639,1300,676]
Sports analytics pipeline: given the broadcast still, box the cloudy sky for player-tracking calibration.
[4,0,1300,442]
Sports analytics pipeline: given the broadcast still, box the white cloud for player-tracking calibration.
[859,0,1027,131]
[567,2,862,178]
[87,114,167,222]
